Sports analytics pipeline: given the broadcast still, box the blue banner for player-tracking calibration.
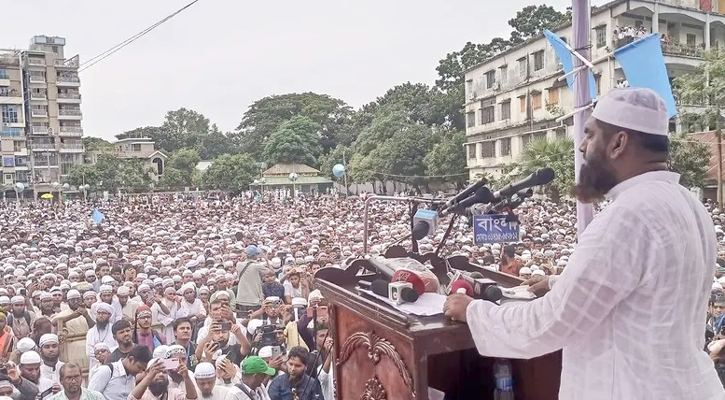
[473,214,520,244]
[543,30,597,100]
[614,33,677,118]
[91,209,105,224]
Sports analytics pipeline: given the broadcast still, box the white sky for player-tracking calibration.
[4,0,607,141]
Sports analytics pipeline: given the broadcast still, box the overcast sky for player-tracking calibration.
[4,0,606,141]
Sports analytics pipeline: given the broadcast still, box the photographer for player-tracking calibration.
[195,299,250,366]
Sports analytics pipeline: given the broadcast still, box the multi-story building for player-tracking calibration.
[464,0,717,179]
[0,35,85,196]
[86,137,166,181]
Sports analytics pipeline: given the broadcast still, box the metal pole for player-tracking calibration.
[572,0,595,235]
[342,150,348,197]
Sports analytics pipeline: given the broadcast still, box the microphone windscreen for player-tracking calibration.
[535,167,555,186]
[370,280,390,298]
[392,269,426,295]
[483,285,503,302]
[399,288,419,303]
[469,272,484,279]
[450,280,474,296]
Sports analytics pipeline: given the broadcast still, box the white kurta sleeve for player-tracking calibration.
[465,208,659,359]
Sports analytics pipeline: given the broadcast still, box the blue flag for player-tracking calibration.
[91,208,105,224]
[543,30,597,100]
[614,33,677,118]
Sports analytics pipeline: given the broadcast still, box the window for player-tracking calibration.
[533,51,544,71]
[532,92,542,110]
[466,112,475,128]
[500,138,512,156]
[548,88,559,105]
[596,27,607,48]
[500,66,508,86]
[522,134,532,148]
[518,58,527,78]
[519,96,527,114]
[13,141,23,152]
[481,141,496,158]
[595,75,601,95]
[0,87,7,96]
[533,132,547,141]
[3,174,13,185]
[132,144,142,152]
[1,127,20,137]
[501,101,511,120]
[3,157,14,167]
[468,144,476,159]
[15,157,26,166]
[466,80,473,94]
[481,106,495,124]
[1,105,18,123]
[687,34,696,46]
[635,20,643,29]
[485,70,496,89]
[0,69,7,79]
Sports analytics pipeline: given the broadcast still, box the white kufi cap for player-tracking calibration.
[591,87,669,136]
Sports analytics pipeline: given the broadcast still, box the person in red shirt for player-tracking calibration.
[499,245,523,277]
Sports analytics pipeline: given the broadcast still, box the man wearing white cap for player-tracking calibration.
[116,286,139,321]
[19,350,51,395]
[179,283,206,327]
[444,88,725,399]
[194,362,228,399]
[38,333,64,387]
[7,295,34,340]
[85,303,118,370]
[52,289,93,371]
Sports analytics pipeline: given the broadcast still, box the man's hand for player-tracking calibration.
[51,382,61,394]
[6,363,20,385]
[146,360,165,379]
[443,293,474,322]
[177,360,189,378]
[268,354,285,369]
[522,276,551,297]
[76,306,88,318]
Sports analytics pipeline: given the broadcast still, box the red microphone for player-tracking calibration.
[391,269,426,295]
[449,279,474,296]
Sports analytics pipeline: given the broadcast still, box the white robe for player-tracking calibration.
[180,298,206,318]
[198,385,229,400]
[85,325,118,369]
[151,300,189,343]
[465,172,725,400]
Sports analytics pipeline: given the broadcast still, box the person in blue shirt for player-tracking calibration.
[268,347,323,400]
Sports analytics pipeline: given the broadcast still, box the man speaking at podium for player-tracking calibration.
[444,88,725,399]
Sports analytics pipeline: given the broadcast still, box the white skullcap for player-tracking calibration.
[308,289,323,302]
[99,285,113,294]
[0,296,9,305]
[181,283,195,294]
[247,319,264,336]
[195,362,216,379]
[94,342,110,352]
[39,334,59,347]
[291,297,307,307]
[66,289,81,300]
[532,270,545,277]
[137,284,151,292]
[116,286,130,296]
[591,87,668,136]
[85,270,96,277]
[39,292,52,301]
[258,346,273,358]
[96,303,114,315]
[20,350,41,365]
[83,291,97,299]
[519,267,532,275]
[101,276,115,284]
[16,337,35,353]
[153,345,169,359]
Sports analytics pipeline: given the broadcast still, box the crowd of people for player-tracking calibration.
[0,188,717,400]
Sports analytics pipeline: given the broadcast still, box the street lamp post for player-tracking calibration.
[51,181,60,205]
[289,172,298,201]
[13,182,24,207]
[81,184,91,202]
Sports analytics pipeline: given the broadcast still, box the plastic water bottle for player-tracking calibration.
[493,358,514,400]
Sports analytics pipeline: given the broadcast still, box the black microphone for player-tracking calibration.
[441,177,488,211]
[361,279,419,303]
[439,186,494,217]
[493,168,555,200]
[411,221,430,241]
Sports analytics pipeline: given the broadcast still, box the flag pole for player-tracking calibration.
[572,0,595,236]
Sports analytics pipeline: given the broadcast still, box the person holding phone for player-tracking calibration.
[128,357,197,400]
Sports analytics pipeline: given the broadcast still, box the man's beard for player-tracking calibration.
[149,380,168,396]
[96,320,108,330]
[43,354,59,364]
[570,150,619,204]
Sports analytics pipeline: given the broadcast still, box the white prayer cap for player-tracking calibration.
[20,350,41,365]
[153,345,169,359]
[116,286,130,296]
[532,270,545,277]
[181,283,195,294]
[16,338,36,353]
[83,291,97,299]
[519,267,532,276]
[0,296,9,306]
[0,382,12,391]
[94,342,110,352]
[591,88,668,136]
[308,289,323,302]
[101,276,115,284]
[247,319,264,336]
[137,284,151,293]
[39,334,59,347]
[258,346,273,358]
[713,282,722,290]
[195,362,216,379]
[39,292,52,301]
[84,270,95,278]
[96,303,114,315]
[291,297,307,307]
[66,289,81,300]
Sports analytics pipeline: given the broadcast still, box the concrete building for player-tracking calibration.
[86,137,166,180]
[0,35,85,195]
[464,0,718,179]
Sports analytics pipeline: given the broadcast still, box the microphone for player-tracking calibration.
[442,177,488,211]
[449,279,474,296]
[493,168,555,200]
[438,186,495,217]
[366,279,419,303]
[391,269,426,295]
[412,209,437,241]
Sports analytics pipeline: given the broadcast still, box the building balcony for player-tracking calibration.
[56,92,81,103]
[56,76,80,87]
[59,126,82,137]
[54,59,79,69]
[0,55,19,67]
[58,109,82,120]
[27,58,46,67]
[13,149,28,156]
[31,143,56,151]
[59,144,84,153]
[29,76,46,83]
[30,92,47,101]
[31,109,48,118]
[31,126,50,135]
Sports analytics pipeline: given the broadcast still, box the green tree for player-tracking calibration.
[514,138,575,202]
[82,137,113,151]
[167,148,201,175]
[233,93,353,158]
[198,129,236,159]
[508,5,571,45]
[262,116,322,166]
[424,130,467,188]
[159,167,188,189]
[202,154,258,192]
[66,164,103,188]
[159,108,212,152]
[117,159,152,191]
[668,132,712,189]
[116,126,163,141]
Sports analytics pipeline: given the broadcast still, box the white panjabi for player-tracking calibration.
[465,171,724,399]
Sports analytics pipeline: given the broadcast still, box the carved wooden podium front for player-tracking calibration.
[315,254,562,400]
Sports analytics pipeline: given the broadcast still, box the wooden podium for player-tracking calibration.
[315,251,562,400]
